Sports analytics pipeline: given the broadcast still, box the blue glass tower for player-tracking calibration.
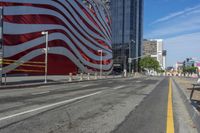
[111,0,143,72]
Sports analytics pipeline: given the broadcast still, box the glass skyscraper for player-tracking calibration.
[111,0,143,72]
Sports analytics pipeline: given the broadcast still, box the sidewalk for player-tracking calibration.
[174,77,200,112]
[173,77,200,132]
[0,75,123,89]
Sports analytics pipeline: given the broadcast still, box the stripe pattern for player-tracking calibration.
[0,0,112,75]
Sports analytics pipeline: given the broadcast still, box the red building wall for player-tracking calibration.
[0,0,112,75]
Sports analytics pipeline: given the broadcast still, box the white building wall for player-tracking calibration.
[163,56,166,70]
[150,39,164,69]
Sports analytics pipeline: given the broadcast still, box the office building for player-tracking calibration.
[143,39,166,69]
[162,50,167,70]
[111,0,144,72]
[143,39,157,57]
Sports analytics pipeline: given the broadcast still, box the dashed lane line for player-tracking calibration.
[31,91,50,95]
[81,84,96,88]
[113,85,126,90]
[0,91,102,122]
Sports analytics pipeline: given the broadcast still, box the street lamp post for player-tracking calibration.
[98,50,103,79]
[41,31,48,83]
[0,7,3,86]
[128,40,135,75]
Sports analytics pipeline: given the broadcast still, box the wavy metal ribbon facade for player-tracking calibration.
[0,0,112,75]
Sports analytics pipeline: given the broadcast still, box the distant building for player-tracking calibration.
[183,58,200,67]
[166,66,174,71]
[143,39,166,69]
[184,58,195,67]
[175,62,183,71]
[143,39,157,56]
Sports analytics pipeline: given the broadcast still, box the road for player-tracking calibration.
[0,77,198,133]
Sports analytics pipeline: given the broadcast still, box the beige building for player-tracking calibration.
[143,39,166,69]
[143,39,157,56]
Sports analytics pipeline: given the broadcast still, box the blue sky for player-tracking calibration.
[144,0,200,66]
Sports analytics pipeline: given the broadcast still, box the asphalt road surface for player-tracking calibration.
[0,77,198,133]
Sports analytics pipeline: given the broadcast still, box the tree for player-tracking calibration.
[139,56,160,74]
[183,66,197,75]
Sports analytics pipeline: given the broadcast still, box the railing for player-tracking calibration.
[0,59,45,85]
[1,59,45,73]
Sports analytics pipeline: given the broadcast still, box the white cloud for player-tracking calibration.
[165,32,200,46]
[145,5,200,39]
[147,16,200,38]
[152,4,200,24]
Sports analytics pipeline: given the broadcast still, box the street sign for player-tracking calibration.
[113,64,121,67]
[128,58,132,63]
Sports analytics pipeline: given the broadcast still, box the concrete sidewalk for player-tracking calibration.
[0,75,123,89]
[173,77,200,132]
[174,77,200,112]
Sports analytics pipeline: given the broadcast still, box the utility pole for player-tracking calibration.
[41,31,48,83]
[0,7,3,86]
[98,50,103,79]
[128,40,135,74]
[122,0,126,76]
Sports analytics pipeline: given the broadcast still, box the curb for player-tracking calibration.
[0,76,129,90]
[172,78,200,132]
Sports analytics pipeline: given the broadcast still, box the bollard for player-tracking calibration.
[4,73,7,85]
[132,72,134,77]
[80,73,83,81]
[124,70,127,77]
[69,73,72,82]
[87,73,90,80]
[76,74,79,80]
[95,73,97,79]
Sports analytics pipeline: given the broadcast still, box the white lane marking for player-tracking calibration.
[82,84,95,87]
[37,86,50,89]
[0,91,102,122]
[31,91,50,95]
[113,85,126,90]
[136,81,142,83]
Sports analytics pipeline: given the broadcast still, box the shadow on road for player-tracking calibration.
[191,100,200,112]
[187,86,200,112]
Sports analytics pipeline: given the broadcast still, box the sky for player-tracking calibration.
[144,0,200,67]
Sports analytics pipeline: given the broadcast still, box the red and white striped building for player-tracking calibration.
[0,0,112,75]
